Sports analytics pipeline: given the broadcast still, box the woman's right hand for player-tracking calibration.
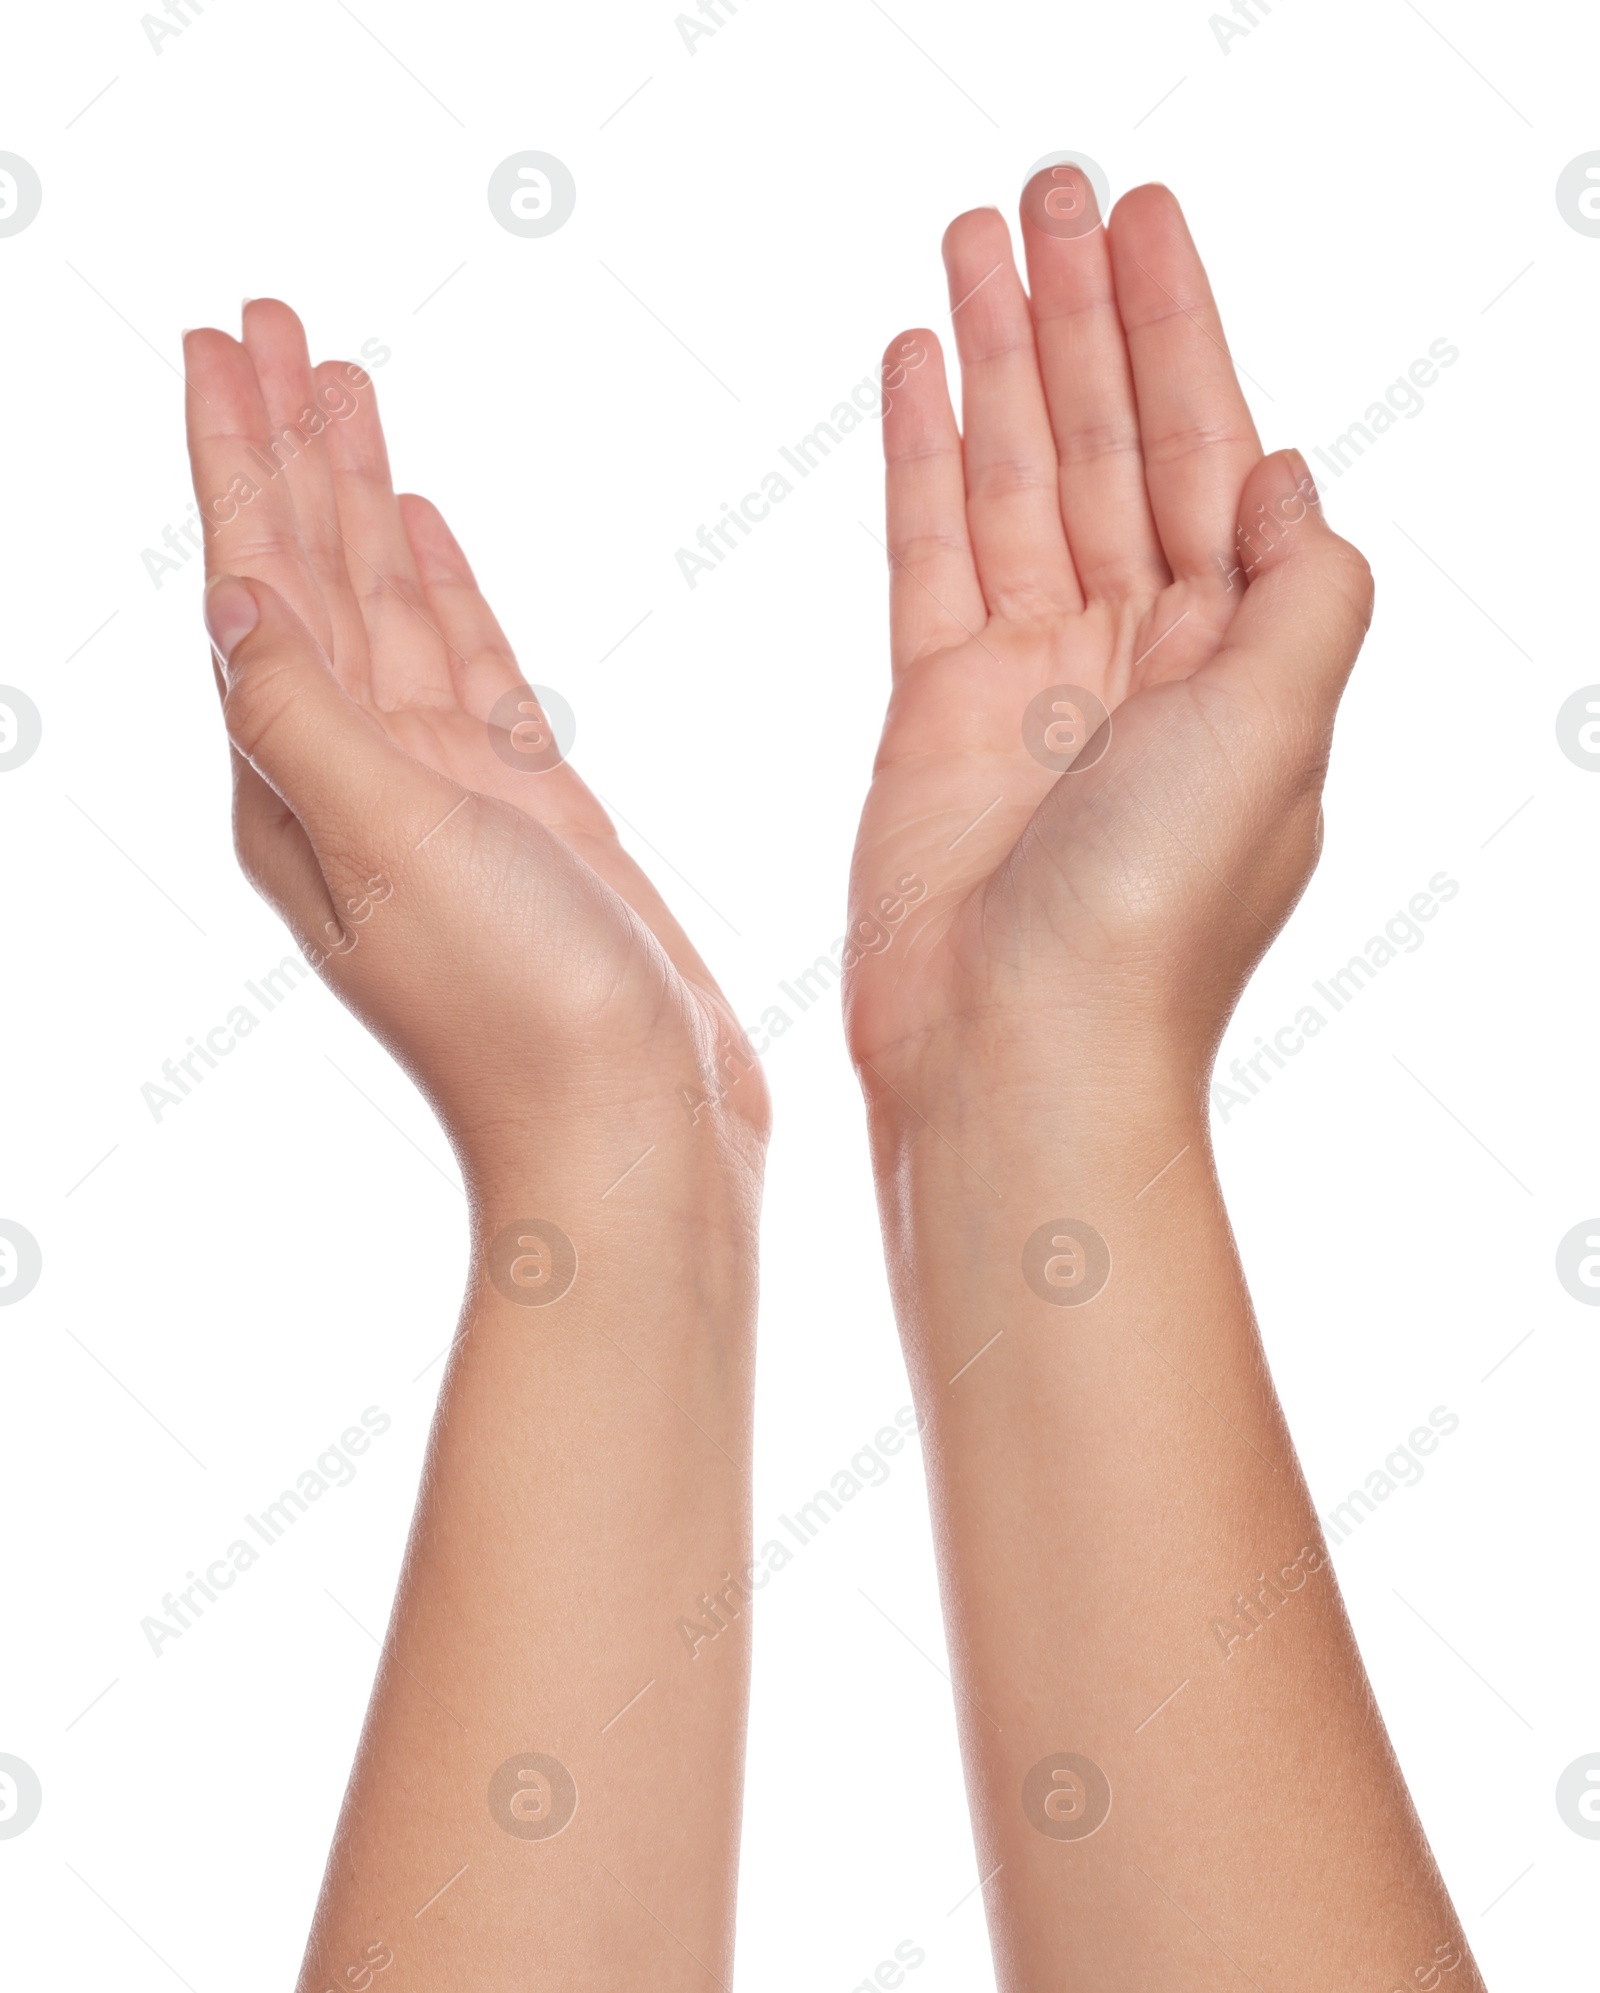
[186,304,768,1189]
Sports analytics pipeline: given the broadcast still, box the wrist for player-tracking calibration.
[462,1097,765,1311]
[857,1021,1227,1368]
[857,1011,1210,1177]
[460,1057,765,1197]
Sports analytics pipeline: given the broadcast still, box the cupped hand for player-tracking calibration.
[845,173,1373,1086]
[185,304,767,1177]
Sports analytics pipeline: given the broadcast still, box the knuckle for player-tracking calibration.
[888,527,970,567]
[229,812,285,909]
[221,649,300,767]
[970,455,1057,503]
[1144,421,1255,470]
[1056,419,1141,469]
[1326,538,1376,618]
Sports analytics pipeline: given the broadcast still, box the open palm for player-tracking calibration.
[185,304,766,1142]
[846,177,1373,1078]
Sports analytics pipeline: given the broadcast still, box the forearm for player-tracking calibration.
[297,1103,762,1992]
[182,304,771,1990]
[867,1027,1478,1991]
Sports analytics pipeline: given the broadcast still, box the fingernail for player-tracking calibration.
[1284,447,1317,499]
[204,575,260,666]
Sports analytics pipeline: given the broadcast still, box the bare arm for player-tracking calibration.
[184,306,766,1989]
[846,172,1480,1989]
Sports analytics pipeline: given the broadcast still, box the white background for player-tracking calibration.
[1,0,1596,1985]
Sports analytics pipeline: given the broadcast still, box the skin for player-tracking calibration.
[178,168,1479,1988]
[843,170,1484,1987]
[184,307,766,1989]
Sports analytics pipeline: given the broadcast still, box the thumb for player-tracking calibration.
[1208,449,1375,717]
[204,574,460,861]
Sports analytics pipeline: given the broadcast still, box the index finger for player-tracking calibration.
[183,328,329,652]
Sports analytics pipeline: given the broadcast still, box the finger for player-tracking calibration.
[942,208,1082,618]
[313,359,457,709]
[184,329,324,633]
[240,300,373,699]
[396,500,632,850]
[204,641,339,939]
[398,494,525,714]
[205,572,459,876]
[230,746,348,950]
[878,330,986,670]
[1019,165,1168,604]
[1206,451,1373,718]
[1108,185,1263,585]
